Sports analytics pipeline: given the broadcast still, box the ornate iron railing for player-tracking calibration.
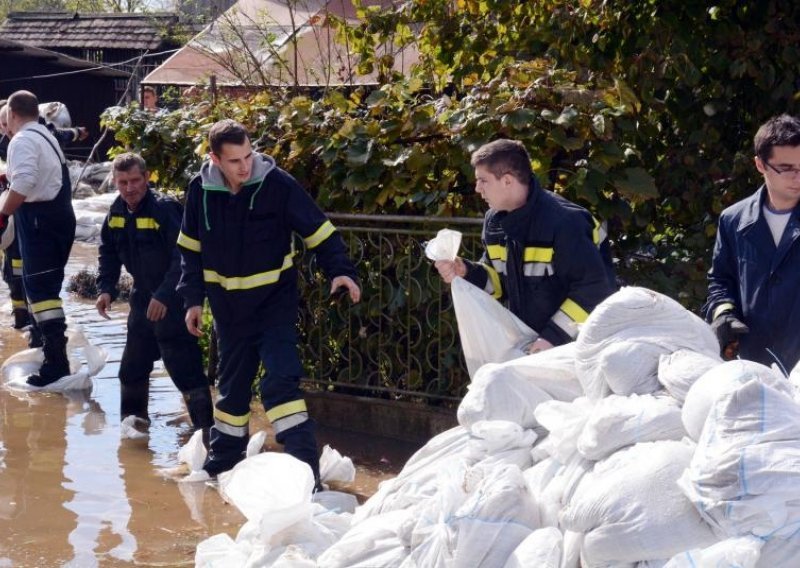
[296,213,484,404]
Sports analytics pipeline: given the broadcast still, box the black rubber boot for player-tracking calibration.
[120,380,150,422]
[12,309,31,330]
[26,320,70,387]
[183,386,214,431]
[27,324,44,348]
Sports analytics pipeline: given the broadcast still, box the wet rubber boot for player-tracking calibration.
[120,380,150,422]
[183,386,214,431]
[12,308,31,330]
[26,321,70,387]
[27,323,44,348]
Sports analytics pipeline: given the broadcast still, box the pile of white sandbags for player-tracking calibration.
[193,286,800,567]
[72,192,116,242]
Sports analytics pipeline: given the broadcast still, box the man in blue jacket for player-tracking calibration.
[177,119,360,486]
[96,153,213,436]
[435,139,616,353]
[705,114,800,372]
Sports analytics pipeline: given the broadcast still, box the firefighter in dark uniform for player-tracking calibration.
[96,152,213,434]
[0,90,76,387]
[435,139,616,353]
[177,119,360,486]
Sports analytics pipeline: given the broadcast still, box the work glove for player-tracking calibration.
[711,312,749,359]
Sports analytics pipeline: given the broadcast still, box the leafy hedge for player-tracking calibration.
[102,0,800,311]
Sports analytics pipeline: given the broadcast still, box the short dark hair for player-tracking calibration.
[112,152,147,175]
[470,139,533,185]
[754,114,800,161]
[208,119,249,155]
[8,90,39,121]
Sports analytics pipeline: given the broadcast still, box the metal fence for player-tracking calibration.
[296,213,484,405]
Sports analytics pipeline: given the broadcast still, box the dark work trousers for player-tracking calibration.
[14,131,75,382]
[204,323,319,480]
[2,237,27,316]
[120,291,212,429]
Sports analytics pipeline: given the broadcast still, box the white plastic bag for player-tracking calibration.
[504,527,562,568]
[319,445,356,484]
[658,349,722,403]
[664,536,763,568]
[424,228,536,377]
[177,428,207,471]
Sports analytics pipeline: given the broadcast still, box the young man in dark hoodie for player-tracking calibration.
[435,139,616,352]
[177,119,360,487]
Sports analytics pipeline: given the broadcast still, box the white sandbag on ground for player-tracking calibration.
[575,287,720,399]
[533,397,594,463]
[458,344,582,430]
[316,510,412,568]
[561,440,717,567]
[664,536,763,568]
[463,420,538,471]
[1,327,107,392]
[679,378,800,540]
[353,426,472,522]
[404,463,539,568]
[658,349,722,402]
[680,360,789,441]
[319,445,356,484]
[577,393,685,461]
[504,526,562,568]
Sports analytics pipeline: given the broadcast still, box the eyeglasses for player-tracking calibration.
[763,160,800,177]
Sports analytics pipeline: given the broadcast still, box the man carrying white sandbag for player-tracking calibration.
[434,139,616,353]
[705,114,800,372]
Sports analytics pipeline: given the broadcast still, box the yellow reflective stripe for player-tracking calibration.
[30,299,62,313]
[266,399,308,422]
[713,302,735,320]
[203,251,295,290]
[486,244,507,261]
[177,231,201,253]
[524,247,554,263]
[560,298,589,323]
[303,220,336,249]
[11,300,26,309]
[108,216,125,229]
[484,264,503,299]
[214,407,251,427]
[11,259,22,268]
[593,218,601,244]
[135,217,160,230]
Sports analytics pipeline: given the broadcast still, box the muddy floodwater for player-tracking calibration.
[0,242,419,567]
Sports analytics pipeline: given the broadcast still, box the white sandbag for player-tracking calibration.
[219,452,314,540]
[537,454,593,529]
[523,458,562,526]
[561,440,717,567]
[39,101,71,127]
[504,527,562,568]
[577,393,685,461]
[562,530,584,568]
[313,491,358,514]
[270,545,317,567]
[681,359,789,441]
[533,397,594,463]
[575,287,720,399]
[658,349,722,402]
[451,277,536,378]
[1,327,107,393]
[320,445,356,484]
[679,378,800,539]
[316,509,412,568]
[406,463,538,568]
[178,429,207,472]
[424,228,537,377]
[120,415,149,440]
[194,533,250,567]
[458,344,581,430]
[664,536,763,568]
[354,426,471,522]
[464,420,537,471]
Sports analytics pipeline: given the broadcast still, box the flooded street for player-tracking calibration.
[0,242,420,567]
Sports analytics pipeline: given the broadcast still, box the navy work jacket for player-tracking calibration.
[705,186,800,371]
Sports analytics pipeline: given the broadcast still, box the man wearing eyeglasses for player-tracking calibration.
[705,114,800,373]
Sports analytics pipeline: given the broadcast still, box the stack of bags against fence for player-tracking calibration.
[560,440,718,567]
[195,453,356,567]
[1,325,107,392]
[424,228,536,378]
[678,362,800,565]
[575,287,720,399]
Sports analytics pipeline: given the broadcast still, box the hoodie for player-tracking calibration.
[177,154,357,338]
